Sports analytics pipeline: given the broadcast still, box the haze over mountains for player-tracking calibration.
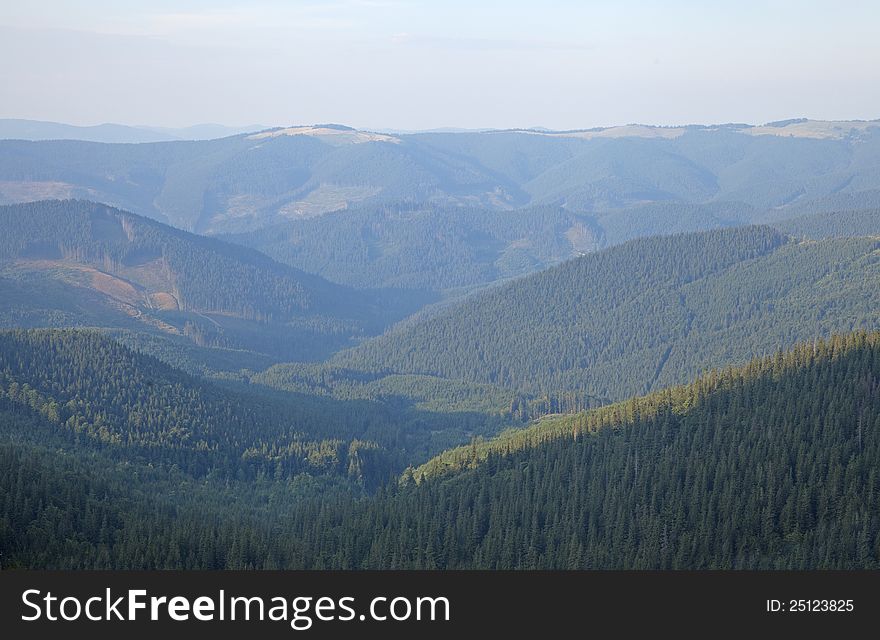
[2,118,879,242]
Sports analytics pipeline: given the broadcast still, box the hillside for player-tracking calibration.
[0,200,428,365]
[0,130,518,233]
[283,331,880,569]
[334,226,880,402]
[0,328,397,568]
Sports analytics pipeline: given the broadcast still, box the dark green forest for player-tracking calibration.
[0,328,513,568]
[290,332,880,569]
[2,330,878,568]
[0,199,423,325]
[0,330,515,491]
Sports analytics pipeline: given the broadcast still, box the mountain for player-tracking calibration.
[0,128,515,233]
[757,189,880,224]
[0,119,268,144]
[0,119,178,143]
[4,119,880,572]
[281,331,880,569]
[0,200,429,367]
[1,120,879,237]
[222,198,876,295]
[333,226,880,403]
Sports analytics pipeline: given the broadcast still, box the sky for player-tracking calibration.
[1,0,878,131]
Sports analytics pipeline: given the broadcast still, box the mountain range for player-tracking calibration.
[2,117,880,570]
[1,119,878,240]
[0,119,267,143]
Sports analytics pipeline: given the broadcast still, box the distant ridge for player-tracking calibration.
[0,119,267,143]
[0,119,177,143]
[1,117,879,235]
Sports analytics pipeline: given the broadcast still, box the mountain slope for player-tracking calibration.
[0,130,515,233]
[0,200,429,364]
[334,226,880,402]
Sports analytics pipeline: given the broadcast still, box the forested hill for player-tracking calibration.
[0,199,388,321]
[0,329,425,487]
[334,226,880,402]
[283,331,880,569]
[0,200,429,362]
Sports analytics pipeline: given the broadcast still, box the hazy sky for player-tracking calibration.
[1,0,878,130]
